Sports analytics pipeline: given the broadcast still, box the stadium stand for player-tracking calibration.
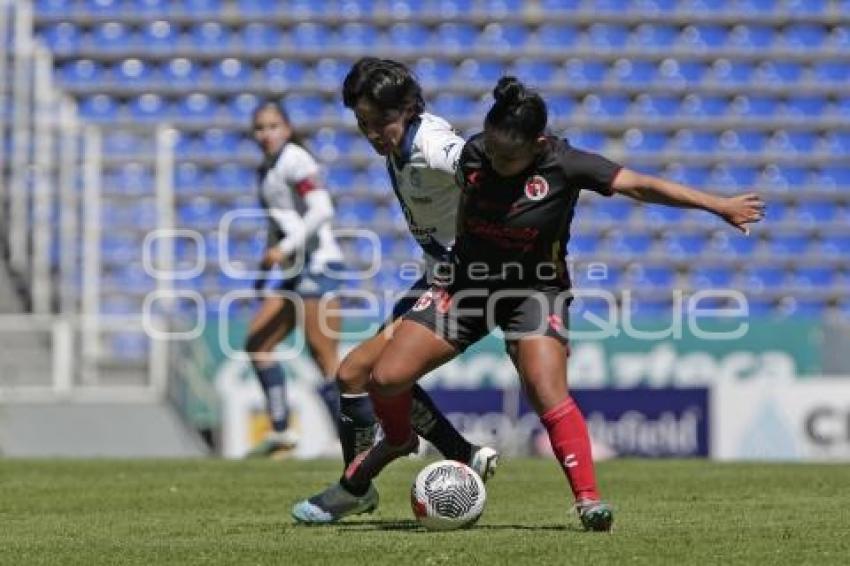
[21,0,850,363]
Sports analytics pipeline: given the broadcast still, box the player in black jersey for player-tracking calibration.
[342,77,765,531]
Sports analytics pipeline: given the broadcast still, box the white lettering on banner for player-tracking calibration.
[586,410,701,456]
[713,379,850,461]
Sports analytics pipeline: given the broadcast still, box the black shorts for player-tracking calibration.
[404,284,572,352]
[374,275,431,332]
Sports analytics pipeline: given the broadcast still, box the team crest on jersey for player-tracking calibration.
[412,290,434,312]
[524,175,550,201]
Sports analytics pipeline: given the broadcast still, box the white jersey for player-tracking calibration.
[258,142,343,273]
[387,112,464,270]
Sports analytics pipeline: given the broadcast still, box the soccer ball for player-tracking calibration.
[410,460,487,531]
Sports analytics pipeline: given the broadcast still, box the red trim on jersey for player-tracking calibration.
[294,177,318,197]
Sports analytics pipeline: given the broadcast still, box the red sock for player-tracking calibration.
[369,388,413,445]
[540,396,600,502]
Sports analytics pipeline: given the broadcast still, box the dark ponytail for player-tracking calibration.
[485,76,547,144]
[342,57,425,115]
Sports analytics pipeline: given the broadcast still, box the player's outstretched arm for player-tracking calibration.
[610,168,765,234]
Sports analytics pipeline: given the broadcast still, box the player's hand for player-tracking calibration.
[716,193,765,235]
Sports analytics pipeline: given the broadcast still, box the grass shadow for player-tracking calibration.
[335,520,576,533]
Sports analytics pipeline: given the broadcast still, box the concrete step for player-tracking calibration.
[0,402,210,458]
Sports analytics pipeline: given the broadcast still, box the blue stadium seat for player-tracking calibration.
[626,297,673,319]
[92,22,131,53]
[631,94,679,117]
[59,59,105,86]
[821,235,850,256]
[631,24,678,49]
[546,94,576,121]
[225,92,259,121]
[315,58,350,89]
[336,23,374,49]
[690,266,734,289]
[239,23,283,52]
[41,22,81,55]
[103,130,149,157]
[564,130,607,151]
[827,25,850,49]
[132,0,168,15]
[434,23,477,51]
[312,129,355,161]
[765,201,788,222]
[759,164,809,191]
[785,0,827,13]
[746,298,775,317]
[785,96,828,118]
[586,23,629,49]
[480,0,523,15]
[783,23,828,49]
[184,0,223,15]
[817,166,850,190]
[128,93,170,122]
[735,0,776,12]
[175,162,206,195]
[770,233,811,256]
[710,232,757,256]
[338,0,375,17]
[562,59,607,84]
[114,163,153,195]
[781,298,828,319]
[793,266,834,288]
[727,24,775,49]
[454,59,505,85]
[623,129,668,153]
[291,22,331,50]
[84,0,122,15]
[190,21,231,51]
[709,164,757,191]
[211,58,252,86]
[657,59,706,86]
[708,59,754,85]
[716,130,766,154]
[540,0,581,10]
[179,93,216,122]
[479,23,529,51]
[678,94,727,118]
[327,166,357,193]
[632,264,675,288]
[414,59,455,90]
[768,131,820,154]
[162,58,200,87]
[178,198,225,230]
[644,205,684,224]
[536,24,581,49]
[337,201,377,227]
[235,0,288,15]
[745,266,787,291]
[200,129,239,156]
[432,94,476,121]
[139,20,178,54]
[284,94,325,122]
[567,234,599,255]
[679,24,727,48]
[607,232,654,256]
[611,59,656,85]
[79,94,119,122]
[665,233,707,257]
[113,58,157,87]
[421,0,474,16]
[263,59,307,89]
[729,95,778,117]
[593,200,633,223]
[212,163,252,194]
[813,61,849,83]
[387,23,430,51]
[671,130,718,153]
[509,59,557,87]
[793,201,835,224]
[825,132,850,155]
[36,0,74,15]
[757,61,803,84]
[581,94,630,118]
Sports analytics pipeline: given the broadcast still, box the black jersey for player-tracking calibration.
[453,133,622,288]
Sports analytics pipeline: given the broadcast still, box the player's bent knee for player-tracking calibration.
[336,353,371,394]
[370,359,411,393]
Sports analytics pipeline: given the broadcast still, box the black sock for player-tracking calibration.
[411,384,473,462]
[317,380,342,429]
[339,475,370,497]
[339,392,376,467]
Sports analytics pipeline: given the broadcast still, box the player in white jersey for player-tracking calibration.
[245,100,346,458]
[292,58,498,523]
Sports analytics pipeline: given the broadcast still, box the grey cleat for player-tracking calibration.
[291,482,379,524]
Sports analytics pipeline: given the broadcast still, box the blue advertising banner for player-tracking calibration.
[425,387,709,458]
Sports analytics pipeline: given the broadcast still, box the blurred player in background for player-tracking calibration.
[340,77,765,531]
[244,100,346,458]
[292,58,498,523]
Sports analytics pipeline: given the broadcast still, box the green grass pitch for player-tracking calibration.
[2,458,849,565]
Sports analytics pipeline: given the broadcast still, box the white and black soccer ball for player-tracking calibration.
[410,460,487,531]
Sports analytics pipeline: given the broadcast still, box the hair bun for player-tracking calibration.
[493,76,526,106]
